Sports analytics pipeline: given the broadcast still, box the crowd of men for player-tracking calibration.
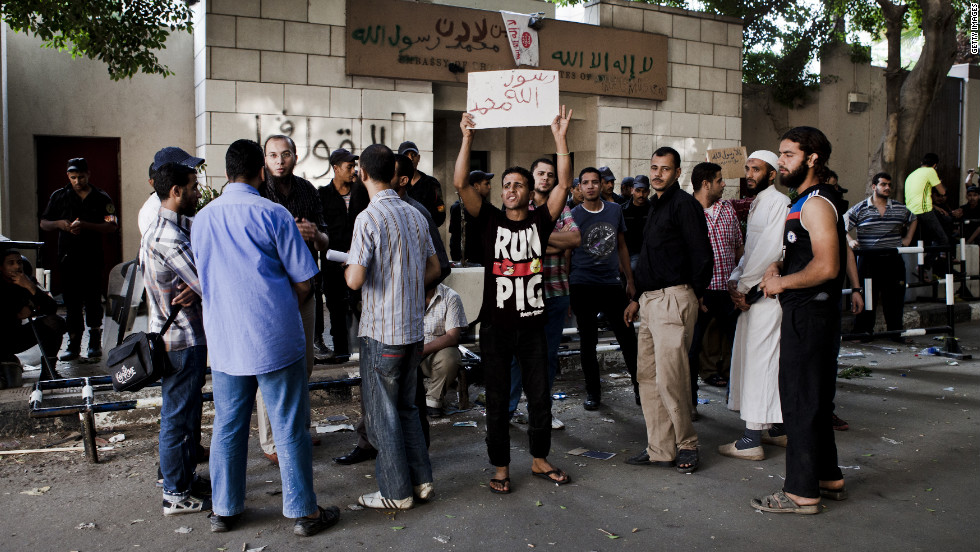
[10,106,976,536]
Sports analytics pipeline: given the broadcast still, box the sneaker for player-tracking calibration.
[190,476,212,498]
[413,482,434,501]
[426,406,444,418]
[551,417,565,430]
[293,505,340,537]
[357,491,413,510]
[511,411,528,424]
[208,511,243,533]
[163,495,212,516]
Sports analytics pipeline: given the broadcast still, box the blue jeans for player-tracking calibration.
[509,294,569,413]
[209,357,316,518]
[360,337,432,500]
[160,345,207,501]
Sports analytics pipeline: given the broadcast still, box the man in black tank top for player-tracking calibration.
[754,127,847,514]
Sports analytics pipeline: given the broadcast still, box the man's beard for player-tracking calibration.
[781,163,808,190]
[874,189,890,200]
[745,178,771,197]
[269,171,293,192]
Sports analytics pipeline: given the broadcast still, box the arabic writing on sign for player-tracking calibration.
[550,51,657,81]
[467,70,559,129]
[706,147,747,180]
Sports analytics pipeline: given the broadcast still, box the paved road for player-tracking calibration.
[2,324,978,551]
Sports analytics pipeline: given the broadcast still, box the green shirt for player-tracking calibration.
[904,166,941,215]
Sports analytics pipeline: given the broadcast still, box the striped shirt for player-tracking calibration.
[423,284,468,344]
[704,200,743,291]
[530,202,579,298]
[844,197,916,248]
[139,207,205,351]
[349,188,435,345]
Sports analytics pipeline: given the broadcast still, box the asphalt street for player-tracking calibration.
[1,322,978,551]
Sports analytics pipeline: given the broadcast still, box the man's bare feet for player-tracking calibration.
[489,466,510,493]
[784,490,820,506]
[530,458,569,484]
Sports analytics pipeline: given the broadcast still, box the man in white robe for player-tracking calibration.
[720,150,790,460]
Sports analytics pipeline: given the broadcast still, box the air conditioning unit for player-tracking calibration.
[847,92,869,114]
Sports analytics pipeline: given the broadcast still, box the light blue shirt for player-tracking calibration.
[348,189,435,345]
[191,182,319,375]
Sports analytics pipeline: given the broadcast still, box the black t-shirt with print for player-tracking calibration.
[477,205,554,327]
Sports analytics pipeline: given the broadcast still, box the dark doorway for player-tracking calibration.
[35,136,122,295]
[905,76,963,201]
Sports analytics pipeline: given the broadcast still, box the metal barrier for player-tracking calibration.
[841,242,971,360]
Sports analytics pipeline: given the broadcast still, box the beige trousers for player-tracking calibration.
[419,346,462,408]
[258,293,315,455]
[636,285,699,461]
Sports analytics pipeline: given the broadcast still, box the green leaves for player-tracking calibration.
[0,0,194,80]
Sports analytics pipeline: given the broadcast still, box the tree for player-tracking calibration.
[549,0,968,183]
[1,0,195,80]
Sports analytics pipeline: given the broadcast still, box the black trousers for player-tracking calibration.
[60,259,103,336]
[1,315,66,359]
[569,283,638,399]
[687,289,738,403]
[321,262,351,355]
[853,253,906,335]
[779,300,844,498]
[481,322,551,466]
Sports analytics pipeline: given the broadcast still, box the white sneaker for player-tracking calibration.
[163,495,211,516]
[358,491,413,510]
[551,417,565,430]
[413,482,434,501]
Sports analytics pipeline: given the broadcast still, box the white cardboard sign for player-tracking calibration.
[467,70,559,129]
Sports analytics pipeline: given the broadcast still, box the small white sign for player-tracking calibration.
[467,70,559,129]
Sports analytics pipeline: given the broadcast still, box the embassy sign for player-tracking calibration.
[346,0,668,101]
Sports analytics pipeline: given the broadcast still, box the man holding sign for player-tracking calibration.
[454,106,573,494]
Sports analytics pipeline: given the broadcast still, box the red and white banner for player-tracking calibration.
[500,11,539,67]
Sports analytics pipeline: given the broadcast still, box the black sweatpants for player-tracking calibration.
[570,283,638,400]
[853,253,906,335]
[779,299,844,498]
[481,322,551,466]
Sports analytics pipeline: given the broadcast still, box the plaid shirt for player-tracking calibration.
[139,207,205,350]
[423,284,468,345]
[704,200,743,291]
[530,202,579,299]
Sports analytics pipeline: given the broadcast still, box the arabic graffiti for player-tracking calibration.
[351,16,504,55]
[550,50,658,81]
[254,116,389,181]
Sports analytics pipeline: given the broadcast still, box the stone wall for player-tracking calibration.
[195,0,437,192]
[585,0,743,192]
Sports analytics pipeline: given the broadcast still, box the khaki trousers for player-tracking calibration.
[636,285,699,461]
[419,346,462,408]
[258,293,315,455]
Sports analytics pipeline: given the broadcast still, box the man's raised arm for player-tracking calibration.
[547,106,574,221]
[454,113,483,218]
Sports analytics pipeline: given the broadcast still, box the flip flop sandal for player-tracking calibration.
[751,491,820,514]
[531,469,571,486]
[675,448,699,474]
[489,477,511,494]
[819,486,848,501]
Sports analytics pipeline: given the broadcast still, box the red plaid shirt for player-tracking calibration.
[704,200,743,290]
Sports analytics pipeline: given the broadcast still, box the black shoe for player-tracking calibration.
[59,348,80,362]
[625,451,674,467]
[584,395,600,411]
[293,505,340,537]
[86,329,102,358]
[313,340,334,362]
[208,511,243,533]
[190,476,212,499]
[426,406,443,418]
[333,446,377,465]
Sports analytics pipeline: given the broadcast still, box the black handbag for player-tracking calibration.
[108,305,182,392]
